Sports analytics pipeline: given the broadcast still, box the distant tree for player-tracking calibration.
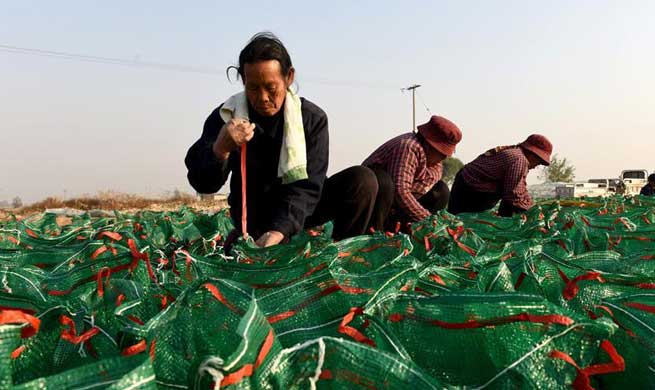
[442,157,464,185]
[11,196,23,209]
[539,154,575,183]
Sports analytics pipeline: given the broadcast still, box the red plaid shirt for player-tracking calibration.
[460,146,533,210]
[363,133,442,221]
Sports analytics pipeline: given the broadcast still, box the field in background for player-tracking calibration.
[0,191,228,221]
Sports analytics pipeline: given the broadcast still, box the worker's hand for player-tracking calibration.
[255,230,285,248]
[213,118,255,160]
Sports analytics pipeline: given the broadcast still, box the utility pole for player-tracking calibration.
[401,84,421,131]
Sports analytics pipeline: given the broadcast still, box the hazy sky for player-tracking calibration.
[2,1,654,203]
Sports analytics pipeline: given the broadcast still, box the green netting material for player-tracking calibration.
[0,197,653,389]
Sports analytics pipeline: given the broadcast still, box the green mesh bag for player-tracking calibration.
[13,355,157,390]
[257,337,444,389]
[367,292,619,389]
[2,197,655,389]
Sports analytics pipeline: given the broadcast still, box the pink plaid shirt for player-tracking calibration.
[363,133,442,221]
[460,146,533,210]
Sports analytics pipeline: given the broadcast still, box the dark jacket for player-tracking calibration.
[185,98,329,239]
[640,184,655,196]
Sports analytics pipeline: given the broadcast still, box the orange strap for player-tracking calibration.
[202,283,240,314]
[97,231,123,241]
[11,345,26,359]
[338,307,376,347]
[122,340,147,356]
[446,226,477,256]
[149,338,157,361]
[91,245,109,260]
[60,315,99,344]
[0,310,41,338]
[96,267,112,297]
[267,285,342,324]
[220,329,275,387]
[241,144,248,237]
[127,239,157,283]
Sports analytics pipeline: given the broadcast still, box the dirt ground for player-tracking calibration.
[0,192,228,222]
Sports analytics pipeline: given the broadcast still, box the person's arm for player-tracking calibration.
[500,156,532,216]
[264,106,329,240]
[185,108,254,194]
[390,142,431,222]
[185,108,231,194]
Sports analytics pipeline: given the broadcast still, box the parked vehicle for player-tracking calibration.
[556,181,611,198]
[620,170,649,196]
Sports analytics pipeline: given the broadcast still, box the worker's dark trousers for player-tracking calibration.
[447,172,525,217]
[306,166,380,240]
[365,168,450,233]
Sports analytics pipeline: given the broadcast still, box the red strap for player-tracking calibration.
[180,250,194,282]
[60,315,99,344]
[430,274,446,286]
[116,294,126,307]
[220,329,275,387]
[359,243,384,253]
[338,307,376,347]
[267,285,342,324]
[614,218,631,230]
[96,267,111,297]
[241,143,248,237]
[388,311,573,329]
[340,286,373,295]
[580,216,591,227]
[91,245,109,260]
[0,310,41,338]
[624,302,655,314]
[558,269,605,300]
[202,283,240,314]
[550,340,625,390]
[127,315,145,325]
[267,311,296,324]
[25,228,38,238]
[514,272,527,290]
[97,231,122,241]
[424,236,431,252]
[11,345,26,359]
[127,239,157,283]
[149,338,157,361]
[122,340,147,356]
[446,227,477,256]
[473,220,498,228]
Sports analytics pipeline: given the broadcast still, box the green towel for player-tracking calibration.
[219,89,308,184]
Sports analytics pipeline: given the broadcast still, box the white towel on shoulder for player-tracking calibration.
[219,89,308,184]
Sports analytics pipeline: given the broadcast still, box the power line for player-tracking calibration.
[415,89,432,116]
[0,43,399,90]
[0,44,223,75]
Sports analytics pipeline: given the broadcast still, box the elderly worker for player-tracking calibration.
[186,32,377,247]
[363,115,462,231]
[448,134,552,217]
[640,174,655,196]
